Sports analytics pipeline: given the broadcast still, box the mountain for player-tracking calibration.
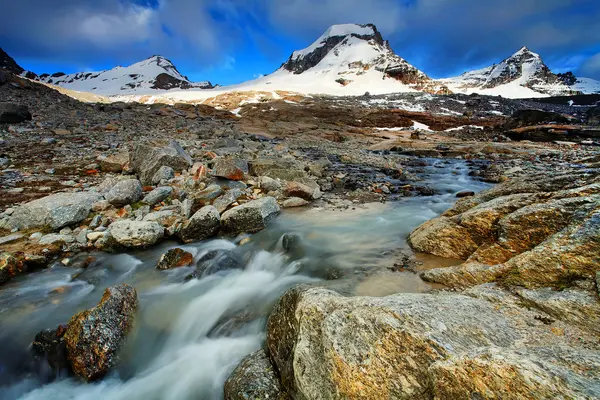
[441,47,599,98]
[225,23,450,96]
[1,47,25,75]
[35,56,212,95]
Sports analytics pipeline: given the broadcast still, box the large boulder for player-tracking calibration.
[221,197,280,234]
[0,102,32,123]
[178,205,220,243]
[265,286,600,399]
[107,220,164,248]
[105,179,143,206]
[64,284,138,381]
[8,192,102,230]
[224,349,289,400]
[98,152,129,173]
[130,140,192,185]
[411,171,600,290]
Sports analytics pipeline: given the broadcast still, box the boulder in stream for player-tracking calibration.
[156,248,194,270]
[224,349,289,400]
[107,220,164,248]
[178,205,220,243]
[63,284,138,381]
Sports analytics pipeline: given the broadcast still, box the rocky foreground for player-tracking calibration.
[1,69,600,398]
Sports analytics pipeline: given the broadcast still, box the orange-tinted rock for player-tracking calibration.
[156,248,194,270]
[63,284,138,381]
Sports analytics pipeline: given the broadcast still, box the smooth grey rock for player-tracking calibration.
[151,166,175,185]
[107,220,164,248]
[282,197,309,208]
[76,229,90,245]
[8,192,102,230]
[130,140,192,185]
[142,186,173,205]
[260,176,282,192]
[178,206,220,243]
[0,233,24,245]
[39,234,75,245]
[221,197,280,234]
[105,179,143,206]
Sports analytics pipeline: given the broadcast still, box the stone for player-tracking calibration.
[105,179,143,206]
[107,220,164,248]
[221,197,280,234]
[64,284,138,381]
[456,190,475,198]
[0,232,24,245]
[282,197,309,208]
[151,166,175,185]
[0,252,25,285]
[190,162,207,181]
[178,206,220,243]
[0,102,32,123]
[408,217,478,259]
[284,181,316,201]
[211,158,248,181]
[99,152,129,173]
[86,231,106,242]
[189,184,223,211]
[266,286,600,400]
[39,234,75,245]
[213,189,243,214]
[142,186,173,205]
[585,105,600,125]
[224,349,289,400]
[130,140,192,185]
[249,158,307,181]
[32,326,69,377]
[156,248,194,270]
[260,176,282,192]
[8,192,102,230]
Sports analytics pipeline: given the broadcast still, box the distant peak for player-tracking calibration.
[512,46,539,58]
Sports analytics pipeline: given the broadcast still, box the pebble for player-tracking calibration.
[45,168,56,174]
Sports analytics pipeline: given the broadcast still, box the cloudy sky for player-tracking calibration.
[1,0,600,85]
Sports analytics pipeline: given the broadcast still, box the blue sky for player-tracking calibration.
[1,0,600,85]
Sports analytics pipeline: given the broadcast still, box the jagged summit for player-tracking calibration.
[36,55,212,95]
[0,47,25,75]
[441,46,587,97]
[277,23,450,95]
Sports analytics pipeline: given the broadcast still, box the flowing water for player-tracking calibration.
[0,159,490,400]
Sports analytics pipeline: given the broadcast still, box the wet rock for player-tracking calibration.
[282,197,309,208]
[8,192,102,230]
[64,284,138,381]
[151,166,175,185]
[178,205,220,243]
[130,140,192,185]
[0,252,25,285]
[98,152,129,173]
[142,186,173,206]
[456,190,475,198]
[266,286,599,399]
[408,217,478,259]
[193,249,244,277]
[107,220,164,248]
[0,102,32,123]
[211,158,248,181]
[156,248,194,270]
[105,179,143,206]
[224,349,289,400]
[213,189,243,214]
[32,326,69,377]
[221,197,280,234]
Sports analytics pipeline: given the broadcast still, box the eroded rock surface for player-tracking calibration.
[64,284,138,381]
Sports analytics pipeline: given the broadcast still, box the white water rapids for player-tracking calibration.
[0,159,490,400]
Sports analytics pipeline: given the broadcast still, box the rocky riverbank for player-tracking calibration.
[1,69,600,398]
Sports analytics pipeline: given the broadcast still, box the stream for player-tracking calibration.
[0,158,490,400]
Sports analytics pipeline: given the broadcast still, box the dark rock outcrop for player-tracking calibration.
[0,102,32,123]
[63,284,138,381]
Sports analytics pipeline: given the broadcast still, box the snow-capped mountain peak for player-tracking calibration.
[278,23,449,95]
[35,55,212,95]
[441,46,585,97]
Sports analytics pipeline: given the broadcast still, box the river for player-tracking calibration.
[0,158,490,400]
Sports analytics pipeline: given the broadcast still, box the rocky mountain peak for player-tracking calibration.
[279,23,450,95]
[0,47,24,75]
